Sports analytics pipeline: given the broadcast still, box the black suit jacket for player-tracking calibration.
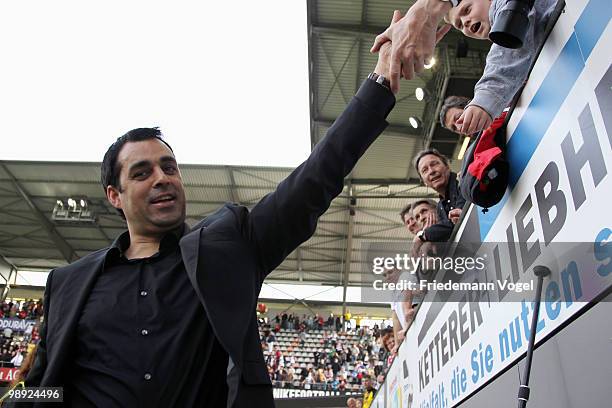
[21,80,394,407]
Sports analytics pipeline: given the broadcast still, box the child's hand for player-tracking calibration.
[457,105,492,135]
[449,208,462,224]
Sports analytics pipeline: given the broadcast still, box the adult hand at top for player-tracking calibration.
[371,0,452,93]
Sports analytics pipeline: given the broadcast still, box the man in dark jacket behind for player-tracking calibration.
[411,149,466,250]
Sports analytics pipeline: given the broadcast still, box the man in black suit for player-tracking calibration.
[22,18,404,408]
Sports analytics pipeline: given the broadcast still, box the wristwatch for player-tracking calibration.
[368,72,391,90]
[442,0,461,7]
[416,230,427,242]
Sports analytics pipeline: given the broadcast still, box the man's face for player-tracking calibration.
[418,154,450,194]
[106,139,186,237]
[444,106,464,134]
[384,336,395,351]
[412,203,436,229]
[447,0,492,40]
[402,213,419,234]
[382,267,400,284]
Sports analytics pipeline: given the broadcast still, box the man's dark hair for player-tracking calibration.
[413,148,449,177]
[411,199,437,210]
[439,96,470,128]
[100,127,174,218]
[399,203,412,223]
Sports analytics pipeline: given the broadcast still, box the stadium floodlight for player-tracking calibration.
[415,87,425,101]
[52,197,97,224]
[408,117,421,129]
[457,136,471,160]
[424,57,436,69]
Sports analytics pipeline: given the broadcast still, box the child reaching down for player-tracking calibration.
[446,0,558,135]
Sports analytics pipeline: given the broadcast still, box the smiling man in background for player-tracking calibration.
[412,149,465,248]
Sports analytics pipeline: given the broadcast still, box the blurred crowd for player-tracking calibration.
[260,313,397,395]
[0,300,43,320]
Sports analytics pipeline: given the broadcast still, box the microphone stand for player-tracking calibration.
[517,265,550,408]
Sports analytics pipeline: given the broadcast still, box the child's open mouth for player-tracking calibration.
[471,22,482,35]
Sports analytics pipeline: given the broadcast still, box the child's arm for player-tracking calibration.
[469,43,534,122]
[464,0,543,133]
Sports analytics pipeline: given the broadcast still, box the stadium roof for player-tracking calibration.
[0,0,492,302]
[0,160,438,291]
[308,0,491,167]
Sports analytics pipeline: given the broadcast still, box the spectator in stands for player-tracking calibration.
[8,346,37,390]
[316,368,326,383]
[381,267,416,350]
[439,96,470,134]
[331,356,341,374]
[0,348,10,363]
[381,331,396,360]
[445,0,558,135]
[3,328,12,340]
[347,397,358,408]
[411,199,453,278]
[317,314,325,329]
[411,199,439,231]
[413,149,466,248]
[10,348,24,367]
[351,344,360,363]
[302,368,315,388]
[376,374,385,389]
[305,315,313,329]
[399,203,420,235]
[372,324,380,340]
[313,348,321,367]
[286,366,295,387]
[325,365,334,381]
[265,329,276,353]
[362,376,376,408]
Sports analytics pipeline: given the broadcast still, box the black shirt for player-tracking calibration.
[67,225,229,407]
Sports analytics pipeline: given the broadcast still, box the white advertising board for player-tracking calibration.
[375,0,611,406]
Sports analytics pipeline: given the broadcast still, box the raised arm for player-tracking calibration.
[462,0,543,133]
[244,43,396,280]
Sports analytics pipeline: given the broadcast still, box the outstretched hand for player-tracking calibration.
[449,208,462,224]
[422,210,437,229]
[371,3,451,93]
[373,10,403,89]
[457,105,493,135]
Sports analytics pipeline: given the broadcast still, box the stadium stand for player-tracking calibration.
[259,314,393,394]
[0,300,42,385]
